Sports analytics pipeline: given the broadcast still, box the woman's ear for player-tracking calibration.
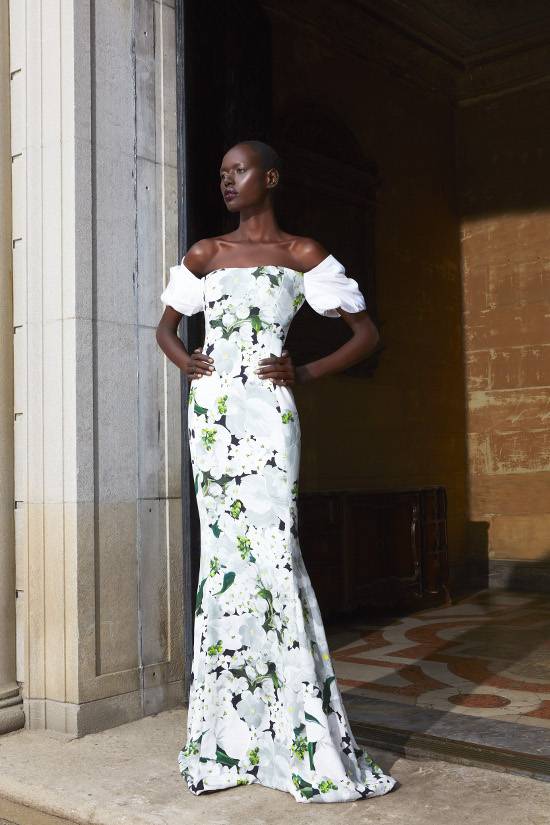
[266,168,279,189]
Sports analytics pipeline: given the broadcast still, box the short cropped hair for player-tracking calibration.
[236,140,282,176]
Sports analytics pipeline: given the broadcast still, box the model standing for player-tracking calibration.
[156,140,398,802]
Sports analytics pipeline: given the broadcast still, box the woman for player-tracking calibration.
[156,140,398,803]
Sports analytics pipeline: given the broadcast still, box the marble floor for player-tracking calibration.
[326,588,550,769]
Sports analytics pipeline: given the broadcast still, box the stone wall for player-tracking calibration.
[457,80,550,585]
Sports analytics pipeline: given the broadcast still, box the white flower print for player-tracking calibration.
[195,423,231,474]
[210,336,242,377]
[237,692,269,729]
[225,383,280,442]
[219,269,257,302]
[179,265,397,803]
[238,320,253,348]
[235,302,251,319]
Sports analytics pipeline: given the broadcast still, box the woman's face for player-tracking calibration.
[219,144,274,212]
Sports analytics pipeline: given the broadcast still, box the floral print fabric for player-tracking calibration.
[164,260,397,802]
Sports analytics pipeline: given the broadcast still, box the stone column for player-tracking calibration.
[0,0,24,735]
[8,0,183,738]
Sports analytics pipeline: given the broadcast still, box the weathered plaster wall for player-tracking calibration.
[457,81,550,571]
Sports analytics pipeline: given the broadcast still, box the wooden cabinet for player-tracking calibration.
[298,486,450,617]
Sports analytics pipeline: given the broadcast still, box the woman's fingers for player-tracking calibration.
[188,348,214,379]
[255,354,295,385]
[188,351,295,383]
[256,355,290,372]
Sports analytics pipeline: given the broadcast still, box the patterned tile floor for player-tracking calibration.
[327,589,550,732]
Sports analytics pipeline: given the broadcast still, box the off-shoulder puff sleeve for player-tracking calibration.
[160,260,204,315]
[303,254,366,318]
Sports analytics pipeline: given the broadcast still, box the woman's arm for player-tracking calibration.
[296,307,379,384]
[293,237,380,384]
[155,240,215,379]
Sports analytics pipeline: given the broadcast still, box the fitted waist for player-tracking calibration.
[203,336,285,376]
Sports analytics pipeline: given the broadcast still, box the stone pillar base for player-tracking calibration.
[23,678,184,738]
[0,683,24,735]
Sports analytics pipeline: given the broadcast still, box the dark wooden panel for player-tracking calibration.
[299,486,450,618]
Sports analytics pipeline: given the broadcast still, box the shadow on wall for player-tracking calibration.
[463,522,550,594]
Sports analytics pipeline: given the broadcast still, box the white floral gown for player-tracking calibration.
[160,254,398,803]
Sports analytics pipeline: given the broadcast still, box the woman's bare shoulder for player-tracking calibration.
[289,236,330,271]
[182,237,220,275]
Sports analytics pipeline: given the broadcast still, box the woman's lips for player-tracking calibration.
[224,191,238,201]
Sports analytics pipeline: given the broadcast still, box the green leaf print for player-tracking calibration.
[293,292,305,309]
[201,469,235,498]
[319,778,338,793]
[181,729,207,758]
[250,314,263,332]
[195,576,207,616]
[236,535,256,562]
[291,773,319,800]
[257,585,286,643]
[229,661,282,693]
[255,266,282,288]
[194,472,200,494]
[212,314,258,339]
[209,556,221,576]
[237,535,252,559]
[194,401,208,417]
[216,394,228,415]
[257,586,273,604]
[181,739,199,757]
[307,740,317,771]
[213,571,236,595]
[363,752,383,777]
[201,427,217,450]
[281,410,294,423]
[218,473,237,486]
[247,746,260,766]
[322,675,336,715]
[230,499,243,518]
[210,520,222,538]
[215,746,240,769]
[207,639,223,656]
[290,727,316,769]
[304,711,323,725]
[291,735,308,760]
